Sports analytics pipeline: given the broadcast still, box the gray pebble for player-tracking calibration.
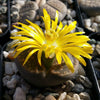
[3,75,11,86]
[70,10,76,18]
[95,15,100,23]
[76,75,92,88]
[79,92,90,100]
[7,78,18,89]
[39,0,67,21]
[58,92,67,100]
[72,84,84,93]
[65,80,75,92]
[13,87,26,100]
[66,0,74,4]
[84,19,91,28]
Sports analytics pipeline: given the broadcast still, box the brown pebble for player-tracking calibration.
[44,95,56,100]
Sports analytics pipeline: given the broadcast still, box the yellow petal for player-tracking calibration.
[56,52,62,64]
[63,47,92,59]
[62,53,74,72]
[23,49,39,65]
[37,48,43,66]
[57,21,63,33]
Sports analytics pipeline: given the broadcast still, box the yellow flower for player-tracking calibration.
[10,9,93,72]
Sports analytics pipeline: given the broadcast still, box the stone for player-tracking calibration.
[76,75,92,88]
[92,22,98,31]
[5,62,14,75]
[95,15,100,23]
[39,0,67,21]
[3,75,11,86]
[44,95,56,100]
[58,92,67,100]
[35,21,41,26]
[93,61,100,68]
[72,84,84,93]
[19,1,39,23]
[13,87,26,100]
[0,28,2,34]
[73,94,81,100]
[11,11,19,22]
[3,51,9,58]
[62,20,67,26]
[70,10,76,18]
[12,62,18,73]
[79,92,90,100]
[66,0,74,4]
[96,44,100,55]
[65,80,75,92]
[84,19,91,28]
[36,0,46,7]
[77,64,86,76]
[7,78,17,89]
[66,95,74,100]
[0,6,7,14]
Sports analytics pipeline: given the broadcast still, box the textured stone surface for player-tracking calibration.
[19,1,39,23]
[39,0,67,21]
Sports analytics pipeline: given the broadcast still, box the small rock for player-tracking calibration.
[3,75,11,86]
[76,75,92,88]
[67,9,71,15]
[38,0,46,7]
[35,21,41,26]
[92,22,98,30]
[93,61,100,68]
[39,0,67,21]
[79,92,90,100]
[45,95,56,100]
[65,80,75,92]
[72,84,84,93]
[84,19,91,28]
[13,87,26,100]
[95,15,100,23]
[5,62,14,75]
[66,95,74,100]
[62,20,67,26]
[70,10,76,18]
[0,28,2,34]
[7,78,17,89]
[67,0,74,4]
[96,44,100,55]
[11,11,19,22]
[77,64,86,76]
[58,92,67,100]
[19,1,38,23]
[73,94,81,100]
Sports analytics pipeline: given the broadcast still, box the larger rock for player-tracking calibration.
[19,1,39,23]
[13,87,26,100]
[39,0,67,21]
[77,0,100,16]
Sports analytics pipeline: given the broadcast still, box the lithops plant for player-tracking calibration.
[10,9,93,87]
[77,0,100,16]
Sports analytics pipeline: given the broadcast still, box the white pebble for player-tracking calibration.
[92,22,98,29]
[84,19,91,28]
[95,15,100,23]
[13,87,26,100]
[67,0,74,4]
[67,9,71,15]
[58,92,67,100]
[7,78,17,89]
[3,75,11,86]
[39,0,46,7]
[70,10,76,18]
[5,62,18,75]
[73,94,81,100]
[3,51,9,58]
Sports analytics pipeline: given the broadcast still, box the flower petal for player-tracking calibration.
[23,49,39,65]
[62,53,74,72]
